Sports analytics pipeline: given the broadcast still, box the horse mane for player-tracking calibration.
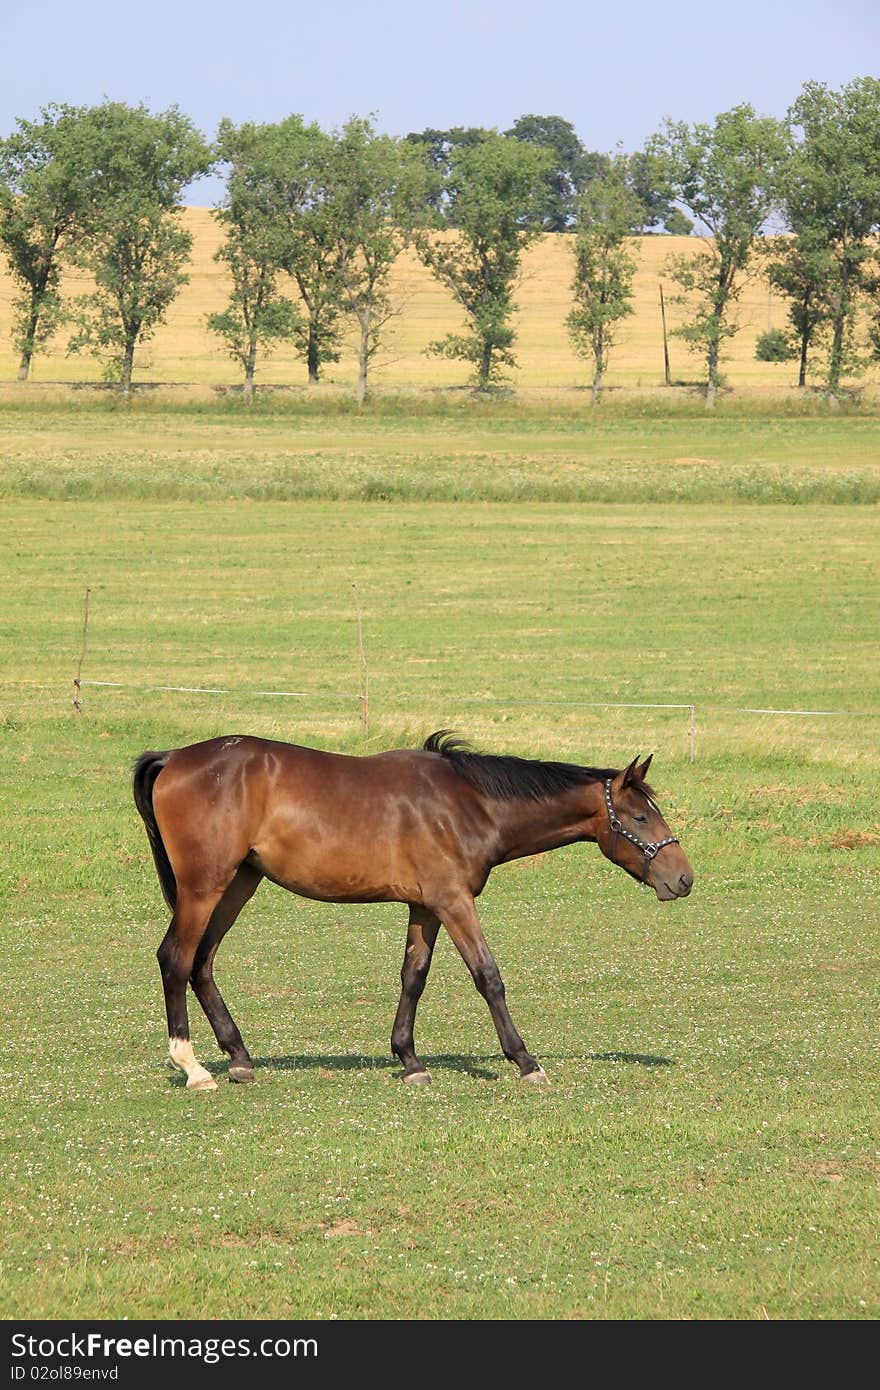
[423,730,653,804]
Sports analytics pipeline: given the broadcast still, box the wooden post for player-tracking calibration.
[688,704,696,763]
[659,284,671,387]
[73,586,91,717]
[352,583,369,735]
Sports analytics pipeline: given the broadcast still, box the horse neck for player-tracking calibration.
[489,780,605,865]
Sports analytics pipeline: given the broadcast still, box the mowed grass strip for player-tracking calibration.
[1,395,879,503]
[1,492,878,1319]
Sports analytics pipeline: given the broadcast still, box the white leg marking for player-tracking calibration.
[169,1037,217,1091]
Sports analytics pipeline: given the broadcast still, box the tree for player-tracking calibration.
[761,232,834,386]
[505,114,604,231]
[208,119,301,399]
[272,116,345,384]
[0,105,87,380]
[324,118,424,404]
[786,78,880,392]
[413,134,550,388]
[404,126,491,220]
[628,150,693,235]
[754,327,797,363]
[65,102,211,394]
[566,156,642,403]
[650,106,788,405]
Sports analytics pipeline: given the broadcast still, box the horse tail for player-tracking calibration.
[132,750,177,912]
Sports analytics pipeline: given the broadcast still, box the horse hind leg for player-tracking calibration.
[157,885,229,1092]
[190,863,263,1084]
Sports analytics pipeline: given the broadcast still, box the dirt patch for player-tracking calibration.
[829,830,880,850]
[324,1219,363,1239]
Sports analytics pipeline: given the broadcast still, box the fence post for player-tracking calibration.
[72,586,91,717]
[659,283,671,388]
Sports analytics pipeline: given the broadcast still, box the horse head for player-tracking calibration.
[599,755,693,900]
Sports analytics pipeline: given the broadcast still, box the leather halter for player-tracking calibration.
[604,778,679,884]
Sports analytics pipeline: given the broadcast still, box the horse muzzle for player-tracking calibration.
[653,866,694,901]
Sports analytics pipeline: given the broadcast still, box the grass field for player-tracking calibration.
[1,210,878,393]
[1,394,878,1320]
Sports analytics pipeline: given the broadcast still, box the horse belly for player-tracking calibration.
[250,823,413,905]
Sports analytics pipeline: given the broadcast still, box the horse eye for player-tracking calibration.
[634,814,648,824]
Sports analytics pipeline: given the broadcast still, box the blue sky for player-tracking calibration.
[2,0,877,201]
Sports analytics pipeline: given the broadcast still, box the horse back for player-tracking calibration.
[151,735,493,905]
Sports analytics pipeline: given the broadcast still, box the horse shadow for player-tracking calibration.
[251,1053,502,1080]
[168,1049,675,1084]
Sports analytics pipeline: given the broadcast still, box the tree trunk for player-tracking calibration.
[478,339,492,389]
[591,363,603,405]
[243,339,257,403]
[17,303,40,381]
[357,328,368,405]
[705,339,719,409]
[307,324,319,384]
[120,339,135,399]
[798,330,809,388]
[827,260,850,394]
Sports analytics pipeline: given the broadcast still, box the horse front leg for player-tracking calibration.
[391,906,440,1084]
[438,892,548,1083]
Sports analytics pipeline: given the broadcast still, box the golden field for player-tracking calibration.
[0,207,875,392]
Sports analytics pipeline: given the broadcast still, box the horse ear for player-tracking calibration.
[636,753,653,782]
[613,756,641,792]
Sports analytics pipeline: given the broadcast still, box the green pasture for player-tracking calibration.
[0,398,878,1320]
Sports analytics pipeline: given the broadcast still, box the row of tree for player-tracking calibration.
[1,81,878,403]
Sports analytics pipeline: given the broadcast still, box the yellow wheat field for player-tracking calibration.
[0,208,874,392]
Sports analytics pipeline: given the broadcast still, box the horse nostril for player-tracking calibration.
[679,871,694,893]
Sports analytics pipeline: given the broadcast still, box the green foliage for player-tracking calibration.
[207,296,300,380]
[67,213,195,384]
[208,119,305,392]
[326,118,428,400]
[64,102,211,391]
[265,115,345,383]
[760,233,834,384]
[414,134,550,386]
[628,148,694,235]
[404,125,492,220]
[566,156,642,399]
[505,113,603,231]
[651,105,789,402]
[0,105,89,376]
[786,78,880,392]
[754,327,796,362]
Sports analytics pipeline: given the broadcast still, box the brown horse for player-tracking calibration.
[133,731,693,1091]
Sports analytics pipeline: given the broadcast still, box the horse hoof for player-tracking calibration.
[229,1066,255,1084]
[521,1066,549,1085]
[187,1074,218,1092]
[403,1070,432,1086]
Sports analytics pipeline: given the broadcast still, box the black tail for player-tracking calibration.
[132,750,177,911]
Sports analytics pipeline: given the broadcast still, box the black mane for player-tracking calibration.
[422,730,645,803]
